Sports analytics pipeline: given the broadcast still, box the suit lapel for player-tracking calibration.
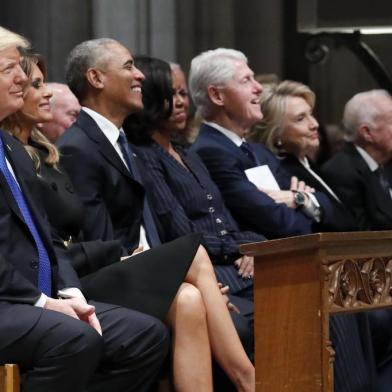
[200,123,253,167]
[0,131,55,250]
[347,143,392,218]
[0,132,32,222]
[76,111,135,181]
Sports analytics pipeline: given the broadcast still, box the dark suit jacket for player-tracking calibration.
[33,145,122,277]
[281,154,357,232]
[191,123,336,238]
[322,142,392,231]
[57,110,146,252]
[0,129,80,349]
[58,112,251,293]
[135,142,264,263]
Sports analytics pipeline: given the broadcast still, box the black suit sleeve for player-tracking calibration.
[65,239,122,277]
[59,143,119,243]
[322,160,373,230]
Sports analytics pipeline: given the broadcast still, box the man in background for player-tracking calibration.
[38,82,81,142]
[322,89,392,231]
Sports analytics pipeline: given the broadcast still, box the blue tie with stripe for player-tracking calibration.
[117,131,161,246]
[240,141,260,166]
[0,136,52,296]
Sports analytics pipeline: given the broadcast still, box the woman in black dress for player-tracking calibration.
[1,52,255,392]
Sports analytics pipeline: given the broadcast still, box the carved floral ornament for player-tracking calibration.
[328,257,392,310]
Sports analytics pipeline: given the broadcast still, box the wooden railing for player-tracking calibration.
[0,364,20,392]
[241,231,392,392]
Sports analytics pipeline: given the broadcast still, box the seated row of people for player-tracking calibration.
[2,22,392,391]
[0,27,170,392]
[0,28,254,392]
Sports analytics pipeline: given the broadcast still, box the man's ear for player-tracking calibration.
[358,124,373,143]
[86,68,105,90]
[207,85,225,107]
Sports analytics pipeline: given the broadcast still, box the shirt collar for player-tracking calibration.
[82,107,120,147]
[204,121,244,147]
[355,144,379,172]
[300,156,310,168]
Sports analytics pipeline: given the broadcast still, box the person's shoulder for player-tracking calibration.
[56,123,90,148]
[251,141,277,159]
[192,132,229,155]
[133,143,159,162]
[322,147,358,179]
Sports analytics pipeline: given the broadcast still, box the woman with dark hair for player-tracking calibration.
[2,51,255,392]
[124,56,265,390]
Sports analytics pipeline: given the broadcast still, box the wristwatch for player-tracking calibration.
[292,191,306,208]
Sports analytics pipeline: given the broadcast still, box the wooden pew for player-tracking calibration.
[241,231,392,392]
[0,364,20,392]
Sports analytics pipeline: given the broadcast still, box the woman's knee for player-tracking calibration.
[175,283,207,322]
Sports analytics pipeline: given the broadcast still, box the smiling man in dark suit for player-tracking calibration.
[188,48,386,391]
[189,49,339,240]
[0,27,168,392]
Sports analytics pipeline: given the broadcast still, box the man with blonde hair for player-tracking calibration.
[0,27,168,392]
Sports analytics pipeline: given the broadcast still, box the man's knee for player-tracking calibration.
[100,306,169,362]
[42,312,103,364]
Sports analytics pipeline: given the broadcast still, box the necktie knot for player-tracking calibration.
[240,141,260,166]
[376,165,391,195]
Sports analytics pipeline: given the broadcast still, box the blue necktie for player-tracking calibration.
[376,166,391,198]
[240,141,260,166]
[0,137,52,296]
[117,131,161,246]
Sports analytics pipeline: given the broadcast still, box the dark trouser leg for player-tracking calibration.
[0,304,103,392]
[368,309,392,391]
[331,313,376,392]
[88,302,170,392]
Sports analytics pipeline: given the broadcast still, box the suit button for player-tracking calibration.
[208,207,215,213]
[30,261,39,269]
[51,182,58,191]
[206,194,213,200]
[216,218,222,224]
[220,230,228,236]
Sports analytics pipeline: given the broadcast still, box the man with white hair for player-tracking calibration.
[190,49,389,392]
[38,82,81,142]
[190,48,339,239]
[322,89,392,230]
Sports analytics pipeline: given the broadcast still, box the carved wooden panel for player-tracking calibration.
[327,256,392,313]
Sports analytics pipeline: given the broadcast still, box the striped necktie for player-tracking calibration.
[117,131,161,246]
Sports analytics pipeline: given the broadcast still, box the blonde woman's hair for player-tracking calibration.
[0,26,29,52]
[249,80,315,155]
[1,52,59,169]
